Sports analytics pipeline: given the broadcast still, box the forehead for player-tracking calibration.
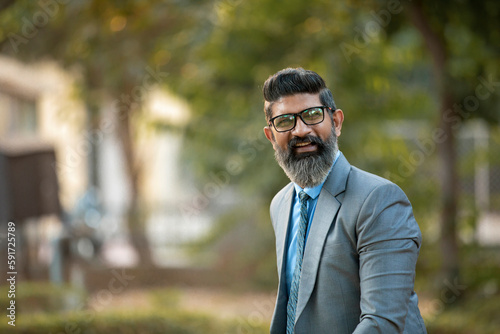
[269,93,321,117]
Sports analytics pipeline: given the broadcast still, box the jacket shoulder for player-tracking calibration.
[350,166,393,187]
[347,166,406,197]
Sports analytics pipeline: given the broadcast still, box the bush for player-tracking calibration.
[148,288,181,309]
[0,284,269,333]
[0,309,269,334]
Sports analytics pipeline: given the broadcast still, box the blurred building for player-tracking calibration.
[0,55,88,278]
[0,55,218,273]
[0,55,88,208]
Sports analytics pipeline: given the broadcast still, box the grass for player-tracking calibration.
[1,308,268,334]
[1,242,498,334]
[0,282,269,334]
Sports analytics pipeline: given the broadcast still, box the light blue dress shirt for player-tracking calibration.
[285,151,341,295]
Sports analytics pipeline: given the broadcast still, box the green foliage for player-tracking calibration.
[1,3,499,330]
[163,0,500,298]
[1,1,498,197]
[0,308,269,334]
[0,286,270,334]
[148,287,182,310]
[0,0,210,107]
[2,0,497,204]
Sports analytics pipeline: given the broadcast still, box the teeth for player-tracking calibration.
[295,141,311,147]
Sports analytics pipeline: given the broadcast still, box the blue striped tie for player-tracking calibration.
[286,191,310,334]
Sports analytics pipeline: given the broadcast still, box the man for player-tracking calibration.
[262,67,427,333]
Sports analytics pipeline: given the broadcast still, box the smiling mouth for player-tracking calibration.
[295,141,311,147]
[293,141,318,153]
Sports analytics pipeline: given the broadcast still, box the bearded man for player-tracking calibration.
[262,68,427,334]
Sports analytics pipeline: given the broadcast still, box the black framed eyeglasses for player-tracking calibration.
[269,106,332,132]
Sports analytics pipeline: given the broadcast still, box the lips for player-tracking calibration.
[293,141,318,154]
[295,141,312,147]
[289,136,323,155]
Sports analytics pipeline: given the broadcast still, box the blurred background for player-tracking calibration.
[0,0,499,333]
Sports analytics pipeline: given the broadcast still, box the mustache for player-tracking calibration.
[288,135,324,149]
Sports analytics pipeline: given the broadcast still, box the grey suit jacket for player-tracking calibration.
[269,153,427,333]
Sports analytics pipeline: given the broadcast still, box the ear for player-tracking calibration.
[333,109,344,137]
[264,126,275,143]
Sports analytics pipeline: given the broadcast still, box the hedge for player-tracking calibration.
[0,309,269,334]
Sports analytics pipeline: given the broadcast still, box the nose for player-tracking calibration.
[291,116,312,137]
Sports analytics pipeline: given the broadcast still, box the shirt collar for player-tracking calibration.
[293,150,341,200]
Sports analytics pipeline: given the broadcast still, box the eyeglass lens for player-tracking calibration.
[273,107,324,131]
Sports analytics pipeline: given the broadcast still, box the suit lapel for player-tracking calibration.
[275,185,294,282]
[270,184,294,332]
[295,153,351,321]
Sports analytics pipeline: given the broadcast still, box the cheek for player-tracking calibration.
[319,125,334,141]
[275,135,290,150]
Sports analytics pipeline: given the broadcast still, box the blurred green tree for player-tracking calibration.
[1,0,498,282]
[174,0,500,285]
[404,0,500,282]
[0,0,213,265]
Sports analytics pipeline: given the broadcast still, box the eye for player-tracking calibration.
[274,115,295,129]
[303,108,323,122]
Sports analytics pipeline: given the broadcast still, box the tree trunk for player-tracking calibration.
[437,92,460,281]
[115,100,154,267]
[88,101,100,188]
[407,1,460,282]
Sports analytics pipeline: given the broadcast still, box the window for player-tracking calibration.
[0,91,37,137]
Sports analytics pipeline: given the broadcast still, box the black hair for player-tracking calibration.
[262,67,336,121]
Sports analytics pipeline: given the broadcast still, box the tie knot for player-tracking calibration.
[299,191,310,203]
